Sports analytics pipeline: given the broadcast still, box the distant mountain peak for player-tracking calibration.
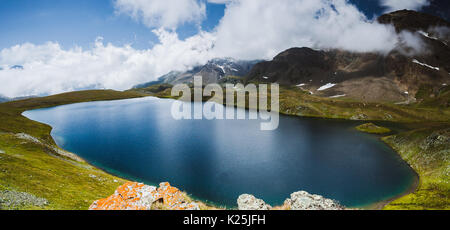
[133,58,261,88]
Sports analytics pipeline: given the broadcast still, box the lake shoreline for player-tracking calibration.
[362,165,420,210]
[22,95,421,210]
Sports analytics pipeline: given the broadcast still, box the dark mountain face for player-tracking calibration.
[246,11,450,103]
[248,48,338,85]
[378,10,450,32]
[134,58,260,88]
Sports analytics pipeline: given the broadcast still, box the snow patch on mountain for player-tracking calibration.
[329,94,346,98]
[412,59,440,71]
[418,31,448,46]
[317,83,336,91]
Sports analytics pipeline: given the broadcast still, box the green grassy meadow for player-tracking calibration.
[0,86,449,210]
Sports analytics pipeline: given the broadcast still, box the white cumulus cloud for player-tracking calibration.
[0,32,214,98]
[211,0,402,59]
[114,0,206,29]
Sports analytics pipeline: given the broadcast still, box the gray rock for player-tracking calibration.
[284,191,344,210]
[15,133,41,144]
[15,133,84,162]
[384,113,393,120]
[350,114,368,120]
[0,149,4,154]
[0,190,48,209]
[422,130,450,150]
[133,185,158,210]
[237,194,271,210]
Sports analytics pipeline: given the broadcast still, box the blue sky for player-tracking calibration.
[0,0,226,50]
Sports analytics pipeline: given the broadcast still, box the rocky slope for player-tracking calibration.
[134,58,260,88]
[246,10,450,103]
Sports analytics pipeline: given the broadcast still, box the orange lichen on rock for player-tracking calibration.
[157,182,199,210]
[89,182,200,210]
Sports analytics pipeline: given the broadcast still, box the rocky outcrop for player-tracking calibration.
[237,194,272,210]
[91,182,345,210]
[89,182,199,210]
[283,191,345,210]
[237,191,344,210]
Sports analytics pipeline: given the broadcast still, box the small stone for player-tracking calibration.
[312,195,323,201]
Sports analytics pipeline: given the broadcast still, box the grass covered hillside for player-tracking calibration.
[0,86,448,210]
[0,90,145,209]
[131,84,450,123]
[382,125,450,210]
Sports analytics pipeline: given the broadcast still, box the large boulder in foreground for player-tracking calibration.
[237,194,272,210]
[89,182,199,210]
[283,191,345,210]
[237,191,345,210]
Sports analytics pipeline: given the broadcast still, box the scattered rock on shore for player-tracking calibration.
[237,194,272,210]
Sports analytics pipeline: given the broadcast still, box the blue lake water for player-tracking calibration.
[23,97,416,208]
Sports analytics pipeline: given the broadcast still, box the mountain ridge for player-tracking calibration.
[134,58,261,88]
[245,10,450,103]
